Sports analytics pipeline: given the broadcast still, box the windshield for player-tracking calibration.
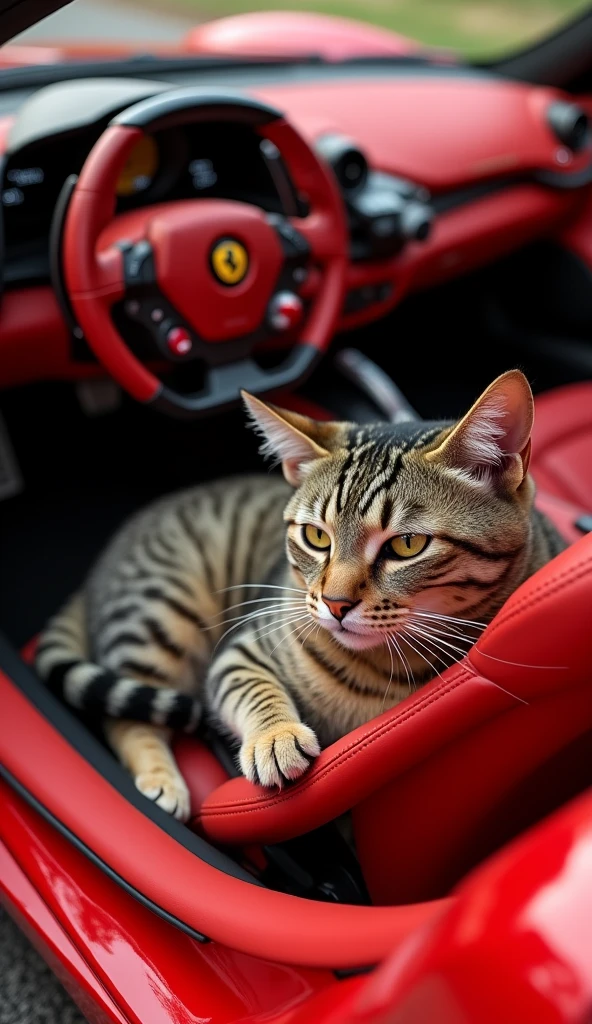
[5,0,592,62]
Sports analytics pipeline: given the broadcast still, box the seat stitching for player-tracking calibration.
[200,556,592,823]
[199,669,475,819]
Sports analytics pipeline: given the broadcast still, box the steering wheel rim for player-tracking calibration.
[61,88,348,417]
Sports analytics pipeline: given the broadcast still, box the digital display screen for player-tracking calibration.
[2,120,294,277]
[188,157,218,190]
[2,131,93,251]
[2,167,44,206]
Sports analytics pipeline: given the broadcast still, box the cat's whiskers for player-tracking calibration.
[406,622,471,662]
[213,604,306,650]
[399,627,445,680]
[410,618,482,647]
[389,632,415,693]
[419,619,482,647]
[415,613,565,672]
[269,615,315,655]
[209,595,309,619]
[206,601,305,631]
[299,620,319,646]
[407,622,531,704]
[380,635,395,712]
[217,583,307,595]
[472,648,568,670]
[252,612,311,645]
[413,610,488,630]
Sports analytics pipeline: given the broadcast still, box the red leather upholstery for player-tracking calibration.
[192,534,592,904]
[173,735,230,816]
[20,380,591,916]
[530,381,592,509]
[534,489,586,544]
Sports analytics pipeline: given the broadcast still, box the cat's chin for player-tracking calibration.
[329,628,385,651]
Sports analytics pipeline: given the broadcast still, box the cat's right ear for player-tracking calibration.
[241,391,333,486]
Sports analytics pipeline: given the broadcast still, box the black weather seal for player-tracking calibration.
[0,762,211,943]
[0,761,210,942]
[0,153,5,304]
[0,632,262,888]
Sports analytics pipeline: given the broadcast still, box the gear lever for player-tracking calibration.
[335,349,419,423]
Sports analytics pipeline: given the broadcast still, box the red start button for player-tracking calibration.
[166,326,193,357]
[268,291,303,332]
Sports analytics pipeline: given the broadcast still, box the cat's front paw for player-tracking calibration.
[135,768,191,822]
[240,722,321,788]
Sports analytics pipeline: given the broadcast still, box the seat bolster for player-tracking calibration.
[469,532,592,699]
[194,661,516,846]
[534,490,586,545]
[195,534,592,848]
[531,382,592,508]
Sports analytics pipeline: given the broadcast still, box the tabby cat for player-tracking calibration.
[36,370,565,821]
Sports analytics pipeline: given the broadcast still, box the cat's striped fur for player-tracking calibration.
[36,371,566,819]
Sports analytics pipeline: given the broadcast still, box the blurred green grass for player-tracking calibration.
[176,0,590,57]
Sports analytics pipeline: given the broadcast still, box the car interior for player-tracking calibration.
[1,0,592,973]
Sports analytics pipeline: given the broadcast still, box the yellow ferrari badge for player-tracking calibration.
[210,239,249,285]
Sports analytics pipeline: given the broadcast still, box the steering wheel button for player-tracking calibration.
[123,240,155,285]
[166,326,193,357]
[268,291,303,332]
[292,266,308,285]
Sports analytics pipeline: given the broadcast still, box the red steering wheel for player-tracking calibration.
[60,89,348,417]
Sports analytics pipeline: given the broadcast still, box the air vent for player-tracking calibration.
[315,134,369,194]
[547,101,590,153]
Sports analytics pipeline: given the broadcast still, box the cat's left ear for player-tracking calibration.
[242,391,340,486]
[426,370,533,491]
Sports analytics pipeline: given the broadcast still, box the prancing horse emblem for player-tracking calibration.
[210,239,249,286]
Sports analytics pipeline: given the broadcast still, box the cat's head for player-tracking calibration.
[243,370,535,652]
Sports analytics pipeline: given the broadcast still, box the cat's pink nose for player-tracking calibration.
[322,596,360,622]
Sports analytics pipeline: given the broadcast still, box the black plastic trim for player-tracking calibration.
[535,161,592,189]
[110,88,283,132]
[149,343,321,419]
[0,153,5,304]
[432,161,592,216]
[0,0,71,47]
[0,632,261,888]
[334,964,376,980]
[492,7,592,88]
[48,172,85,346]
[0,761,211,943]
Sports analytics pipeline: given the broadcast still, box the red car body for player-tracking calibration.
[0,7,591,1023]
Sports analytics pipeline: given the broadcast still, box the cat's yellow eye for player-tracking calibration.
[388,534,430,559]
[303,524,331,551]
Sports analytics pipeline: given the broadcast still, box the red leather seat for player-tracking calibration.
[181,527,592,907]
[530,381,592,510]
[175,382,592,904]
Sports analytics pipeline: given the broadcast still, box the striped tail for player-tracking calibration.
[34,594,201,732]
